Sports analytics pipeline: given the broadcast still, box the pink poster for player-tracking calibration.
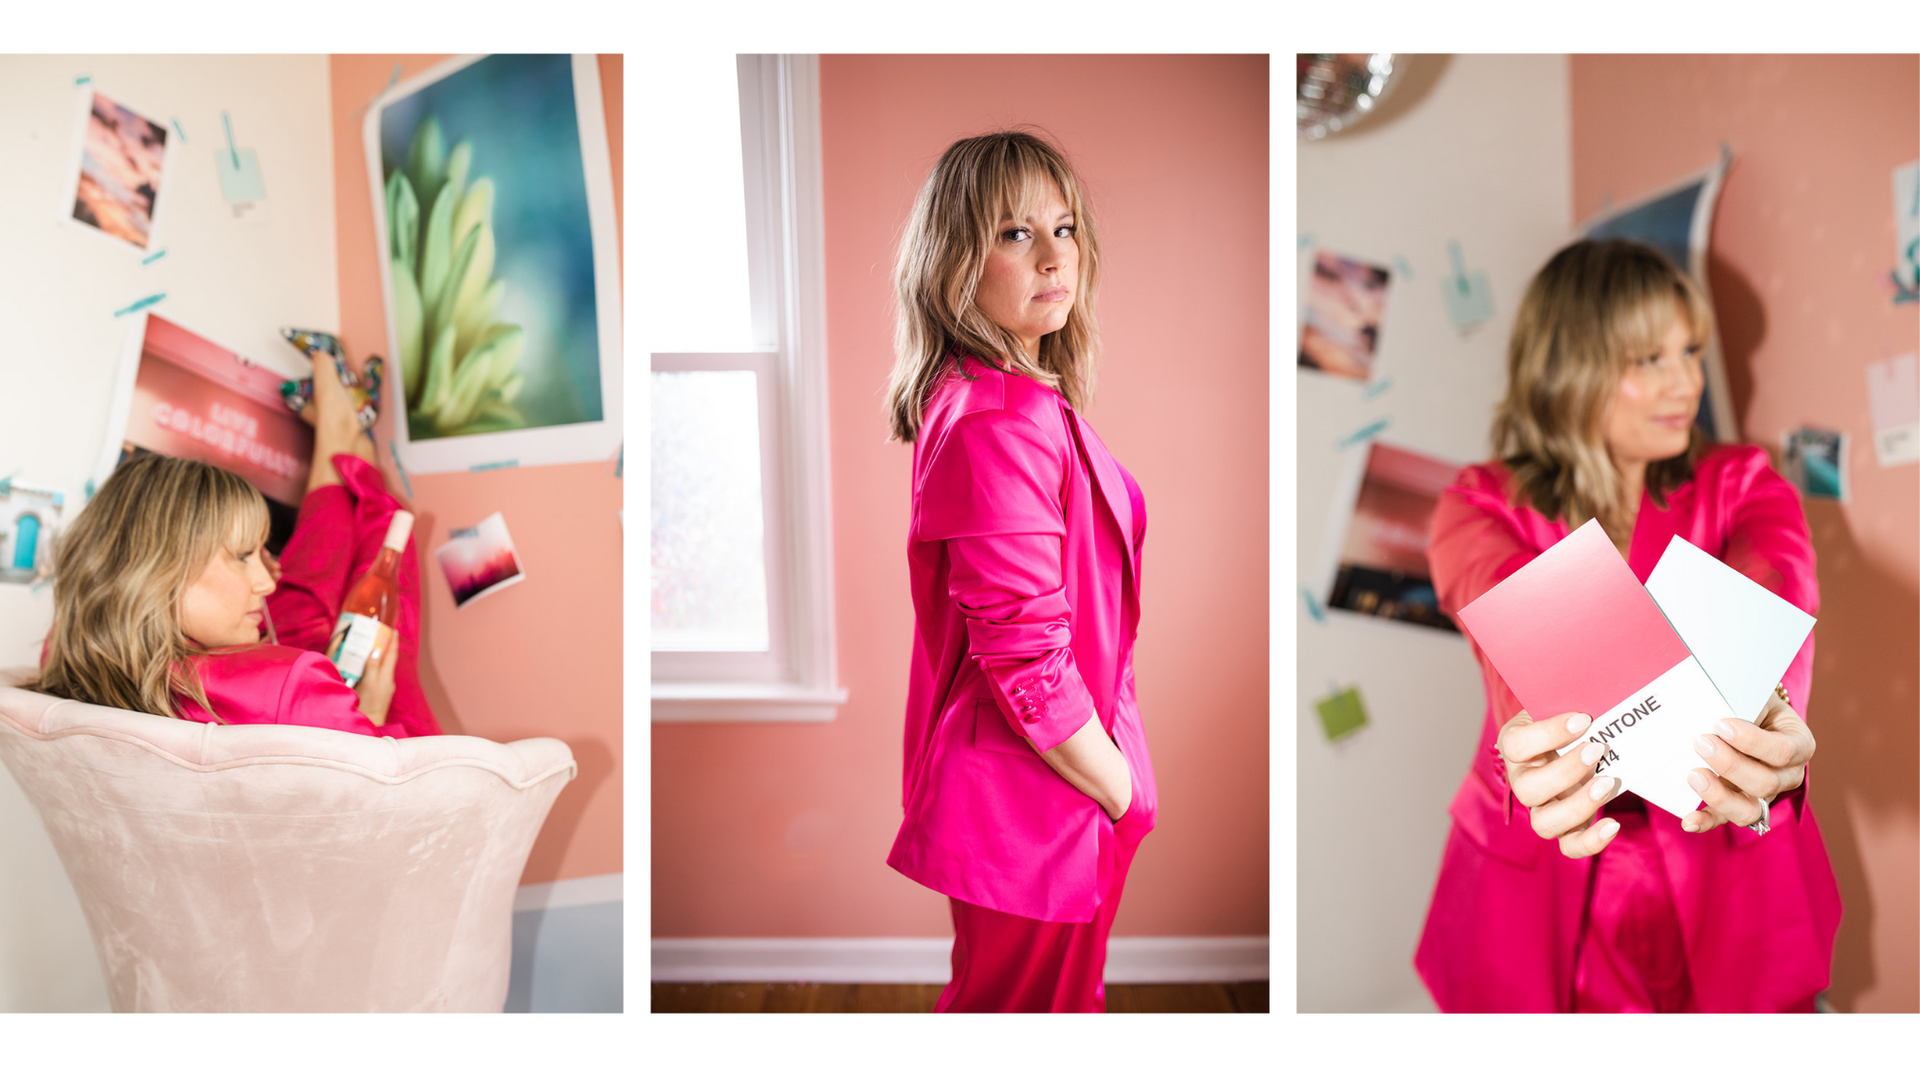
[1328,440,1461,631]
[109,314,313,551]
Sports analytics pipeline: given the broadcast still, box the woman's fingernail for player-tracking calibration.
[1567,714,1592,734]
[1598,819,1620,839]
[1687,769,1713,793]
[1683,817,1699,832]
[1691,735,1715,759]
[1589,776,1616,801]
[1580,742,1606,765]
[1713,719,1739,740]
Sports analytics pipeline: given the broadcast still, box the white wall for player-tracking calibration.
[0,54,338,1012]
[1295,54,1572,1013]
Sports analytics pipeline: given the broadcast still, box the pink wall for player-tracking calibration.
[328,55,624,884]
[652,55,1269,938]
[1572,54,1918,1013]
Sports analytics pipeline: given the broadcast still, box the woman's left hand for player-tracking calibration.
[1682,689,1815,832]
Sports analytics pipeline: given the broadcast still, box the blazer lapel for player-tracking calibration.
[1065,407,1138,591]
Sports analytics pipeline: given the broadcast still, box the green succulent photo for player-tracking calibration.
[374,55,609,452]
[385,115,527,438]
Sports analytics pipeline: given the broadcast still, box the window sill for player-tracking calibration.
[650,682,849,723]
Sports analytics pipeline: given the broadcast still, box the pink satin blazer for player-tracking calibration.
[175,454,441,739]
[1415,445,1841,1012]
[887,356,1158,923]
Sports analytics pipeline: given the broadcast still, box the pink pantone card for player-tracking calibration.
[1456,520,1736,818]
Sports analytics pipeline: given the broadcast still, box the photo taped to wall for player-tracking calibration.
[1299,249,1392,382]
[68,88,169,250]
[94,313,313,555]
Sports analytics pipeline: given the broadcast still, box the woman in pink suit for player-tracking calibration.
[1415,239,1840,1012]
[34,344,439,739]
[883,130,1156,1013]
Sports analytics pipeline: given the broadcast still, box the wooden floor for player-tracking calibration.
[652,981,1268,1013]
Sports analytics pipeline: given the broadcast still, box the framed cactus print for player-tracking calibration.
[365,53,621,473]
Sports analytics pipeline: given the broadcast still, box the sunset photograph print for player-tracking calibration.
[71,90,168,249]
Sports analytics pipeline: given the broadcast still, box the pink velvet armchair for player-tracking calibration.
[0,668,574,1012]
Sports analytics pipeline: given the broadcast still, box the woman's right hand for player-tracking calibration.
[1497,710,1621,858]
[353,631,400,728]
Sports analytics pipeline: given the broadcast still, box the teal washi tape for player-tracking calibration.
[469,459,519,472]
[1300,586,1328,623]
[112,292,167,317]
[1336,418,1391,449]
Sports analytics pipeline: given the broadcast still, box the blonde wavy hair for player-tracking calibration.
[33,453,269,719]
[885,128,1103,442]
[1493,239,1716,538]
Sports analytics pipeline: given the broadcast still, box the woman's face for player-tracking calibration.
[179,519,275,649]
[974,181,1079,358]
[1603,300,1704,467]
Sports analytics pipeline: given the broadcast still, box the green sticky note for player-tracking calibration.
[217,147,265,203]
[1442,270,1494,329]
[1315,686,1368,742]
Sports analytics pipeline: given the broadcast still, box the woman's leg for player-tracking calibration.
[938,896,1074,1012]
[938,816,1146,1013]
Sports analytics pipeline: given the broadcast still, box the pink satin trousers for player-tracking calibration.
[1573,804,1816,1013]
[936,804,1149,1013]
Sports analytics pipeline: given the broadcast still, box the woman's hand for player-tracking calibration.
[1682,689,1814,832]
[301,349,378,492]
[1497,709,1621,858]
[354,630,400,728]
[1032,714,1133,821]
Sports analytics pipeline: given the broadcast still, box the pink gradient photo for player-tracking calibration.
[434,512,526,608]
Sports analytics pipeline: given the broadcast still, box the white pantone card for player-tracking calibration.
[1557,656,1738,819]
[1644,534,1817,722]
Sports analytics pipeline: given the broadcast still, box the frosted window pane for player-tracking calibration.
[651,371,770,650]
[650,58,756,352]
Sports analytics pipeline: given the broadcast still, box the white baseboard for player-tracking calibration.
[514,872,623,912]
[651,936,1268,984]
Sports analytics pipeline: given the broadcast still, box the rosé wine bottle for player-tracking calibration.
[326,510,412,685]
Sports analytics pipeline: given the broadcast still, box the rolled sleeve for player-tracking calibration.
[274,652,382,737]
[948,533,1097,752]
[1428,476,1542,817]
[916,407,1096,752]
[277,651,418,739]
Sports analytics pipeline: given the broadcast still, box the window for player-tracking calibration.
[650,55,843,722]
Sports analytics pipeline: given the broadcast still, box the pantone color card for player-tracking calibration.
[1644,534,1817,723]
[1456,520,1738,818]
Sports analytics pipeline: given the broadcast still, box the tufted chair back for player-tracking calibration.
[0,668,573,1012]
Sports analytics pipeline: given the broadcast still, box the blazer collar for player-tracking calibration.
[1061,401,1138,590]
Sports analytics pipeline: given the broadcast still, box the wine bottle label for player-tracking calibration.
[327,613,392,686]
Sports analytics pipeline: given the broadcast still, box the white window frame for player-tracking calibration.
[650,55,844,722]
